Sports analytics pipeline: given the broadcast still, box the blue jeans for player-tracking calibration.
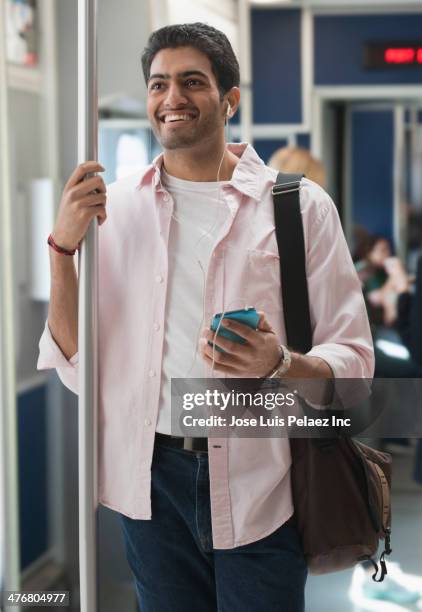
[118,438,307,612]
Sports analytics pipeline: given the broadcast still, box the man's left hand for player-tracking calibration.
[199,311,282,377]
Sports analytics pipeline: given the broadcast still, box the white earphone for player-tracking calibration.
[226,103,232,118]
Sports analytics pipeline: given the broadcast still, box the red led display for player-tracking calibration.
[365,42,422,68]
[384,48,416,64]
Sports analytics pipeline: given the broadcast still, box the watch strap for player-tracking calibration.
[269,344,291,377]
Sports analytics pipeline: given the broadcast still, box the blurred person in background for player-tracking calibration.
[268,146,326,188]
[355,234,421,458]
[354,234,421,379]
[355,235,410,328]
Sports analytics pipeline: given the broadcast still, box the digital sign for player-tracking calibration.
[364,42,422,69]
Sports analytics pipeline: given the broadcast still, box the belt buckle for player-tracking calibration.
[183,438,193,451]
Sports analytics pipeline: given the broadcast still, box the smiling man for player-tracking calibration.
[146,42,241,181]
[37,22,374,612]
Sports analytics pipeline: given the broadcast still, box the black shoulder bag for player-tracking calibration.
[272,172,392,581]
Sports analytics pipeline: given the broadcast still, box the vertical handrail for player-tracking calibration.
[0,0,21,608]
[393,104,406,263]
[78,1,99,611]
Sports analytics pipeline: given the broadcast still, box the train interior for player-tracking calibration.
[1,1,422,611]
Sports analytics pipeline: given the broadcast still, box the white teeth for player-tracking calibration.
[163,114,194,123]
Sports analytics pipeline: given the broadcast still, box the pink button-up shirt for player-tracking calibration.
[37,143,374,549]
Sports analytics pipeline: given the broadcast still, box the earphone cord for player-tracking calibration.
[184,145,250,379]
[181,145,229,378]
[150,122,249,380]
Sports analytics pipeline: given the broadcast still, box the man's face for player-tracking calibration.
[146,46,226,151]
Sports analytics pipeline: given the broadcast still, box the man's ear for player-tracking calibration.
[224,87,241,119]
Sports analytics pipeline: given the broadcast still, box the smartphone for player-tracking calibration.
[209,308,259,351]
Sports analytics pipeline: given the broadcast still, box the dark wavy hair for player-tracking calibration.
[141,23,240,98]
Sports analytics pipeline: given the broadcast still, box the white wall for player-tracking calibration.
[9,89,46,384]
[56,0,151,180]
[98,0,150,102]
[151,0,239,56]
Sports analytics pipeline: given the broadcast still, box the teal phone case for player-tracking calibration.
[209,308,259,352]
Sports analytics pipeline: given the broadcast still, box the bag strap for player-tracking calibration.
[272,178,392,582]
[272,172,312,353]
[272,175,330,433]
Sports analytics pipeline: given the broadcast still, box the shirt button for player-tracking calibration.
[156,275,163,283]
[148,369,156,377]
[153,323,160,331]
[144,418,151,427]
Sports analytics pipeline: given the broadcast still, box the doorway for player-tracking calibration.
[315,94,422,272]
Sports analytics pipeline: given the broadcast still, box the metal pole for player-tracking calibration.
[0,0,21,608]
[393,104,406,263]
[78,1,99,611]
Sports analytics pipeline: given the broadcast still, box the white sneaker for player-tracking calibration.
[348,563,420,607]
[387,562,422,595]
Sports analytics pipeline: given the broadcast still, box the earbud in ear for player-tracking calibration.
[226,104,232,118]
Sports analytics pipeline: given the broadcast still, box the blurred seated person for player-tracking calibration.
[355,235,409,327]
[268,146,326,188]
[355,235,420,378]
[355,235,411,328]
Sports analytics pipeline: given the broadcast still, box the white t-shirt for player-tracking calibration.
[155,170,230,434]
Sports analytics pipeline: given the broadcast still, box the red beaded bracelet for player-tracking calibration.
[47,233,80,256]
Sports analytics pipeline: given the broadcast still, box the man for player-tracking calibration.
[38,23,374,612]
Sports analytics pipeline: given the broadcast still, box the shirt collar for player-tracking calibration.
[135,143,266,201]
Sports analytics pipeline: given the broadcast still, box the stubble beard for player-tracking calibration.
[152,112,222,151]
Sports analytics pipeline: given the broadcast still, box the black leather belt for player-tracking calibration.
[155,431,208,453]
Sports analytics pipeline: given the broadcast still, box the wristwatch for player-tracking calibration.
[268,344,291,378]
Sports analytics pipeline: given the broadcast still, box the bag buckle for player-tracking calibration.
[272,180,301,196]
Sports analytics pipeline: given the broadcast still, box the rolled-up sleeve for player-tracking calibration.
[37,320,79,394]
[304,188,374,379]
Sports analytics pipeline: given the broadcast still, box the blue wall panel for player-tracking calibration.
[351,110,394,244]
[18,385,48,570]
[315,14,422,85]
[296,133,311,150]
[251,9,302,124]
[253,138,288,164]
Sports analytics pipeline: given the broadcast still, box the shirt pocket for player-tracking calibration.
[246,249,282,314]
